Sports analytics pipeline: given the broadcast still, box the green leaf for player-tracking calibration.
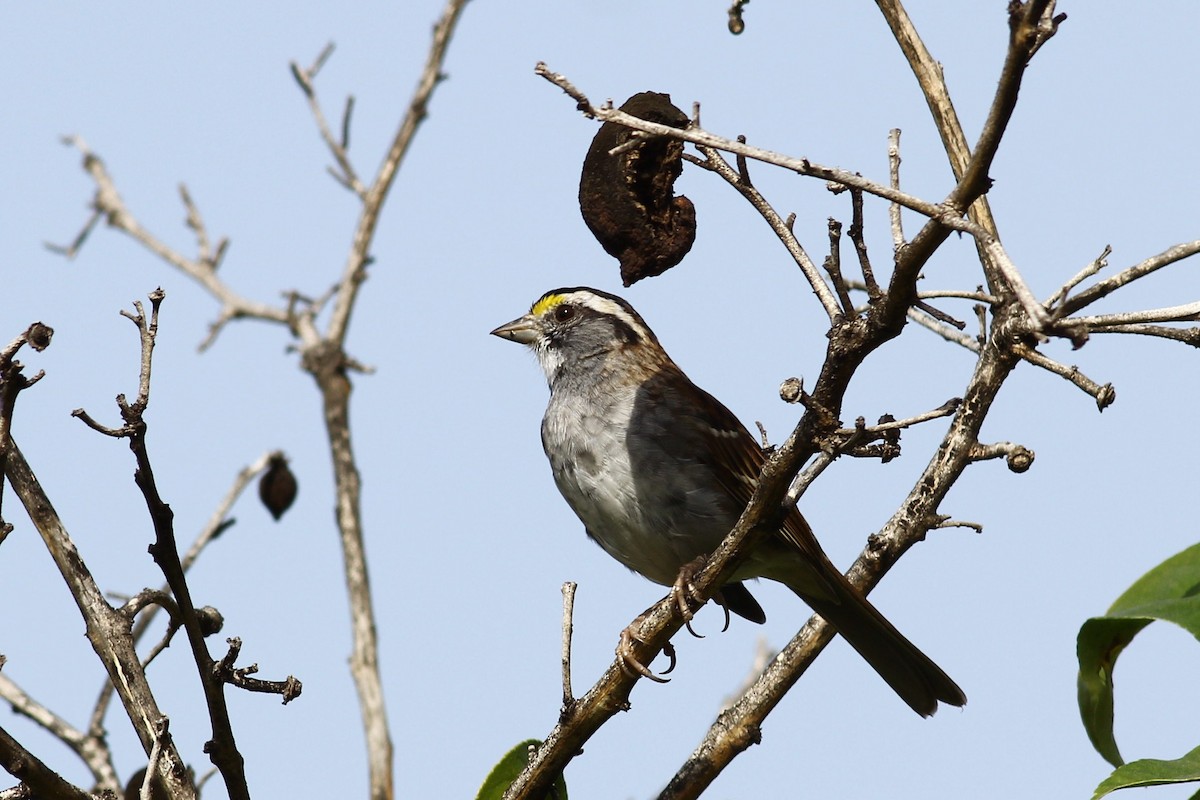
[476,739,567,800]
[1077,542,1200,767]
[1091,743,1200,800]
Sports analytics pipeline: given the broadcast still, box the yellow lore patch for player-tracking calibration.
[531,293,567,318]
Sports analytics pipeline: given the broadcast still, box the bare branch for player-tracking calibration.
[1,323,54,530]
[0,725,93,800]
[212,638,302,704]
[538,62,951,220]
[1012,345,1116,410]
[845,186,880,300]
[43,207,101,258]
[49,137,291,346]
[915,288,1000,304]
[974,303,989,347]
[936,218,1052,332]
[87,453,270,751]
[904,305,982,352]
[1046,245,1111,309]
[1088,323,1200,347]
[1067,302,1200,329]
[851,399,962,435]
[0,674,119,793]
[968,441,1035,472]
[118,589,181,625]
[3,439,197,799]
[341,95,356,150]
[325,0,470,350]
[931,517,984,534]
[685,146,842,321]
[873,0,1056,324]
[823,219,854,315]
[179,184,218,267]
[785,451,835,507]
[1058,240,1200,316]
[141,717,171,800]
[537,60,1059,345]
[913,300,965,330]
[887,128,905,251]
[560,582,577,717]
[290,43,368,198]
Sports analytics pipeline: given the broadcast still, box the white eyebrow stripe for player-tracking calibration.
[570,292,642,334]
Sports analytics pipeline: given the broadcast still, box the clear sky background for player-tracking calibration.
[3,2,1199,799]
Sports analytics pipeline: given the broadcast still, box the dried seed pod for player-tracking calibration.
[259,453,297,521]
[196,605,225,637]
[26,322,53,351]
[579,91,696,286]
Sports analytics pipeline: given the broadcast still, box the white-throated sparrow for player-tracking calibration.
[492,287,965,716]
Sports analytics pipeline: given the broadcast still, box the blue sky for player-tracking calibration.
[3,2,1199,799]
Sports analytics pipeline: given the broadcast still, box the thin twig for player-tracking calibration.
[841,399,962,435]
[930,517,984,533]
[290,43,367,198]
[823,219,854,315]
[1088,324,1200,347]
[1066,302,1200,328]
[785,452,834,506]
[846,187,880,300]
[560,582,577,716]
[140,717,170,800]
[845,280,999,309]
[212,638,302,704]
[48,137,292,350]
[1046,245,1111,309]
[538,62,951,219]
[968,441,1035,473]
[0,673,120,792]
[975,303,989,347]
[913,300,966,330]
[1058,240,1200,316]
[887,128,905,251]
[873,0,1049,305]
[685,146,842,321]
[907,305,981,352]
[1012,344,1116,410]
[325,0,469,349]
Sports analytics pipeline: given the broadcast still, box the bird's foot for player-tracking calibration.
[671,556,710,637]
[617,621,676,683]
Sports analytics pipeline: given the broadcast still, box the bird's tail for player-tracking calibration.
[787,565,966,717]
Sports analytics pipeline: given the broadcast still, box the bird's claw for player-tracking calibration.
[671,556,710,637]
[617,627,676,683]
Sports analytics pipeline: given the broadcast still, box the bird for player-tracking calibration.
[491,286,965,716]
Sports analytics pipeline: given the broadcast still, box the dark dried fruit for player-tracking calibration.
[26,322,53,351]
[259,453,297,521]
[579,91,697,286]
[196,605,225,637]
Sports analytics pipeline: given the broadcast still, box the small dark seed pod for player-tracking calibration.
[259,453,298,521]
[196,605,225,637]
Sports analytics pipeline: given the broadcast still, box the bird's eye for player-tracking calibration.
[553,304,575,323]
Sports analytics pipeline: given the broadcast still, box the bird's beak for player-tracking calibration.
[490,314,539,345]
